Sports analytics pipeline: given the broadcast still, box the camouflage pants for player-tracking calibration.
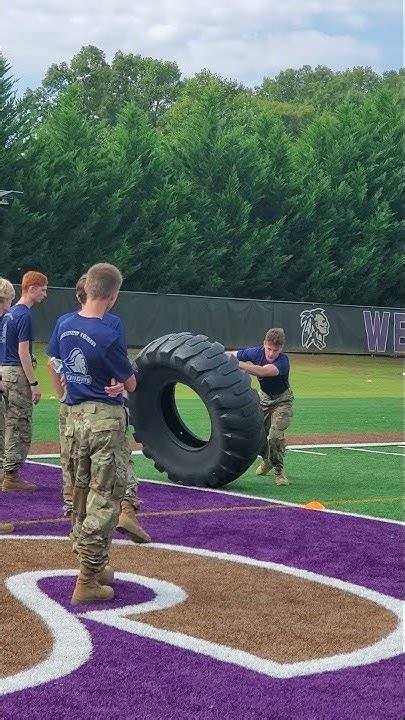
[66,402,128,573]
[59,402,73,513]
[60,403,140,514]
[0,395,5,476]
[259,389,294,472]
[1,366,33,475]
[125,433,141,511]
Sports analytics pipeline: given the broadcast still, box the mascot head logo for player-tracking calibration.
[300,308,330,350]
[64,348,88,375]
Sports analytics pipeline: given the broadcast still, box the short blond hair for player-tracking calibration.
[76,274,87,304]
[0,278,15,301]
[84,263,123,300]
[265,327,285,347]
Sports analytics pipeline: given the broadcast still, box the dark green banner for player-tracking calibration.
[22,287,404,355]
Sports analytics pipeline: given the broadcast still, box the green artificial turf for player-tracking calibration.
[34,344,404,400]
[132,446,404,521]
[35,447,403,521]
[32,395,403,443]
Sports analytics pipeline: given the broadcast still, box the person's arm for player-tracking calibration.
[225,350,238,357]
[18,341,41,403]
[105,340,137,394]
[239,353,289,379]
[47,358,66,400]
[124,375,136,393]
[238,361,279,378]
[104,378,129,397]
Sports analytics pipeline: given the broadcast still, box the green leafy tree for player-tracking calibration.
[162,81,292,297]
[259,65,382,110]
[105,102,198,292]
[6,87,118,283]
[284,88,403,305]
[20,46,182,128]
[2,52,402,306]
[106,52,182,125]
[0,56,26,269]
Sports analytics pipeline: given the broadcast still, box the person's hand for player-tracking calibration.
[31,385,41,404]
[104,378,125,397]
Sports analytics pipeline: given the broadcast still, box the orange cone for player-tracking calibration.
[304,501,326,510]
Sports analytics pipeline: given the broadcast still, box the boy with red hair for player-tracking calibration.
[1,271,48,491]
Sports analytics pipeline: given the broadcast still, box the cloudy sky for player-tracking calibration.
[1,0,403,94]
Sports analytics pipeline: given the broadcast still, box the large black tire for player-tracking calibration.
[127,332,264,488]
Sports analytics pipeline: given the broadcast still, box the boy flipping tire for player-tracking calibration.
[227,328,294,486]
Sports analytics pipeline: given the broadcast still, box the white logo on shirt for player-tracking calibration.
[64,348,92,385]
[0,313,10,345]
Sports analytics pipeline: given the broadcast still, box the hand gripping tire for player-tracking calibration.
[127,333,265,488]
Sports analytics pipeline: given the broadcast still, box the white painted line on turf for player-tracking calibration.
[24,462,404,527]
[286,442,404,449]
[343,448,405,457]
[288,449,327,456]
[28,453,60,459]
[0,569,92,695]
[0,567,185,696]
[26,441,405,461]
[84,545,403,680]
[136,478,405,526]
[1,537,403,683]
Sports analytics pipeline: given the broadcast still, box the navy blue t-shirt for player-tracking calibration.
[47,314,133,406]
[48,311,127,356]
[236,347,290,397]
[1,304,33,366]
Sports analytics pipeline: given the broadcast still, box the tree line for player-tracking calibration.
[0,47,403,307]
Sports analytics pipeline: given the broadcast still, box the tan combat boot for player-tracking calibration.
[274,470,289,486]
[256,459,272,476]
[117,500,151,543]
[2,473,37,492]
[98,565,114,585]
[71,565,115,605]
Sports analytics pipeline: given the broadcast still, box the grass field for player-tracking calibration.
[31,345,404,521]
[131,445,404,521]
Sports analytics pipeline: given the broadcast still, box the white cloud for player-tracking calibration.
[0,0,401,90]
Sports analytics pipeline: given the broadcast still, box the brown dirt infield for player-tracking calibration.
[29,432,403,455]
[1,539,397,676]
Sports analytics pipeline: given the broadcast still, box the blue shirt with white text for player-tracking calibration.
[47,314,133,406]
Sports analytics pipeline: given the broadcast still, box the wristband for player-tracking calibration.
[30,381,39,387]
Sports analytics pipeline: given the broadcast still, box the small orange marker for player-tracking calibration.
[304,501,326,510]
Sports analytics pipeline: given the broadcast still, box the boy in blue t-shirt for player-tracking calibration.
[0,277,16,532]
[47,274,150,545]
[48,263,136,605]
[228,327,294,486]
[1,271,48,492]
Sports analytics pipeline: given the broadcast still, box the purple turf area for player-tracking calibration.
[1,462,404,719]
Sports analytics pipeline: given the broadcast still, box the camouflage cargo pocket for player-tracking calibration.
[92,419,121,433]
